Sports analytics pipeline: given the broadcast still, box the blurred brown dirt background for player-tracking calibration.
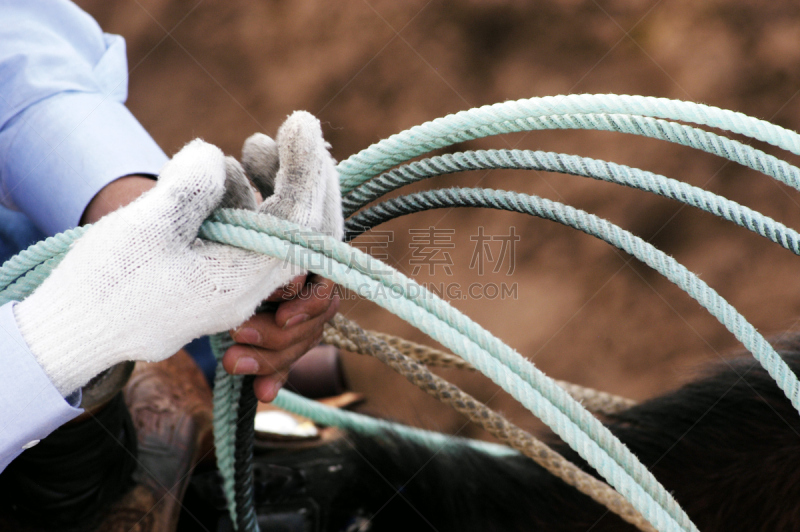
[76,0,800,441]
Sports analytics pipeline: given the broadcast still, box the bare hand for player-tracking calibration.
[222,274,339,402]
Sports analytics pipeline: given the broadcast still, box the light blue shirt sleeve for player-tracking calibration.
[0,1,169,471]
[0,0,169,236]
[0,301,82,472]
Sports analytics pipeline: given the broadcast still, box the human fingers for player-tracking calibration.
[218,156,258,210]
[222,339,316,378]
[222,298,337,375]
[253,373,290,403]
[241,132,278,200]
[265,274,308,303]
[274,275,338,329]
[258,112,340,233]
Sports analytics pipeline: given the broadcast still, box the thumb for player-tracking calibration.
[148,139,227,244]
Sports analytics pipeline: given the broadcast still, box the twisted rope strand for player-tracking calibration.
[342,117,800,215]
[342,149,800,258]
[233,375,259,532]
[198,195,800,526]
[211,333,242,526]
[322,323,636,415]
[323,323,475,370]
[337,94,800,192]
[4,95,798,532]
[201,213,699,532]
[329,314,655,532]
[341,187,800,416]
[0,228,83,289]
[273,389,520,457]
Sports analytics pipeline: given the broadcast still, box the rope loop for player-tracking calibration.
[338,94,800,192]
[4,95,800,532]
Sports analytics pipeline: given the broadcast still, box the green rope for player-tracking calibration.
[338,94,800,192]
[200,212,694,532]
[346,184,800,413]
[342,121,800,215]
[342,150,800,256]
[3,95,800,531]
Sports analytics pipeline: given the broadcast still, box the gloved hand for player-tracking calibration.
[14,111,343,397]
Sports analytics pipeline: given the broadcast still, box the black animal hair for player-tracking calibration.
[256,345,800,531]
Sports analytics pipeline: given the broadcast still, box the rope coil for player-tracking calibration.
[342,150,800,256]
[202,212,696,532]
[328,313,655,532]
[337,94,800,191]
[3,94,800,532]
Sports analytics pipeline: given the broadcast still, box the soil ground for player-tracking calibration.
[77,0,800,441]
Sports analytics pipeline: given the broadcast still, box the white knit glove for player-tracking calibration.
[14,111,343,397]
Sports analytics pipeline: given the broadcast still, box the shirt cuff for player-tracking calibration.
[0,91,168,235]
[0,301,82,471]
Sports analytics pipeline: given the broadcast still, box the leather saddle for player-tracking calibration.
[0,346,353,532]
[0,351,213,532]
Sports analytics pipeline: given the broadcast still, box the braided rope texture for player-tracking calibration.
[322,323,636,415]
[210,332,242,527]
[337,94,800,192]
[343,186,800,412]
[2,95,799,531]
[200,182,796,532]
[0,200,786,532]
[343,150,800,256]
[202,212,698,532]
[329,314,656,532]
[233,376,259,532]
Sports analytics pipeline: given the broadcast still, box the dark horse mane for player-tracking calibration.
[246,337,800,532]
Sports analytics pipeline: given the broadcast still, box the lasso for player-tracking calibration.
[3,94,800,532]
